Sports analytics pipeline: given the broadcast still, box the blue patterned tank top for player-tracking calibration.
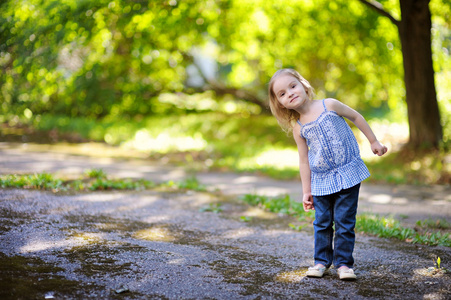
[296,99,370,196]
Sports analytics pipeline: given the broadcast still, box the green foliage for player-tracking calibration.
[240,193,313,218]
[240,216,253,222]
[1,0,449,126]
[416,218,451,230]
[1,0,220,120]
[199,203,223,213]
[356,214,451,247]
[85,168,107,179]
[88,178,153,191]
[32,112,449,185]
[0,173,63,190]
[34,112,296,173]
[356,214,415,240]
[0,170,210,193]
[240,193,450,247]
[174,176,206,191]
[163,176,207,191]
[366,146,450,185]
[0,170,155,192]
[288,223,308,231]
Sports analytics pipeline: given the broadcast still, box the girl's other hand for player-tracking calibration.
[371,141,388,156]
[303,193,314,212]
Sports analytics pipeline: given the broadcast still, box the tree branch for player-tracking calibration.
[186,53,268,111]
[358,0,400,27]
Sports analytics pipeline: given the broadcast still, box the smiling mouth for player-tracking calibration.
[290,96,298,103]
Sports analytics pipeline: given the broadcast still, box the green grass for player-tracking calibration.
[27,112,449,185]
[87,178,155,191]
[241,193,308,216]
[0,173,63,190]
[416,218,451,230]
[365,146,450,185]
[84,168,107,179]
[173,176,206,191]
[0,170,205,193]
[159,176,207,192]
[1,170,449,247]
[240,193,315,233]
[240,193,451,247]
[199,203,223,213]
[356,214,451,247]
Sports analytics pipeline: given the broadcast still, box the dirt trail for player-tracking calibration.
[1,143,451,299]
[1,143,450,225]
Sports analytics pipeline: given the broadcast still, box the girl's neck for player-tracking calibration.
[294,98,315,116]
[296,99,324,124]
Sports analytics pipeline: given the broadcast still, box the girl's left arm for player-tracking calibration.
[328,98,388,156]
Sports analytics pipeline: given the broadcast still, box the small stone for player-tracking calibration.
[115,286,129,294]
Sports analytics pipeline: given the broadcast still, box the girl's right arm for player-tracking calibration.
[293,124,314,212]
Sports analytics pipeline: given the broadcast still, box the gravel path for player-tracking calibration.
[1,143,450,225]
[1,143,450,299]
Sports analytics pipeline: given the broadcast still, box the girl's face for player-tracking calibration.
[272,74,308,110]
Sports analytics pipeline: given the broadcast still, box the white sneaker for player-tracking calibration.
[337,266,357,280]
[306,264,327,278]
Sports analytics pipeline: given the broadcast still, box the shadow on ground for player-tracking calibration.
[1,188,450,299]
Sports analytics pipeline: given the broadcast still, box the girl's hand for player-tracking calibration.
[303,193,314,212]
[371,141,388,156]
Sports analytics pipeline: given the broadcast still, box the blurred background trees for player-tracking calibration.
[1,0,450,151]
[360,0,443,148]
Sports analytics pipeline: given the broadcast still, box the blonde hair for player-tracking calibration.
[268,69,315,133]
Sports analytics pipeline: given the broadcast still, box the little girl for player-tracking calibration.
[268,69,387,280]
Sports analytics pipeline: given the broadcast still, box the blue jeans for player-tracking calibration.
[313,183,360,269]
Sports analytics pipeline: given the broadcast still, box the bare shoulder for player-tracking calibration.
[292,123,308,152]
[324,98,360,119]
[292,122,303,141]
[324,98,342,111]
[292,121,301,136]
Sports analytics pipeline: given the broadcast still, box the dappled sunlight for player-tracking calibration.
[413,268,435,277]
[357,121,409,161]
[186,193,218,206]
[20,240,66,253]
[241,207,278,220]
[20,232,104,253]
[123,129,207,153]
[221,228,256,239]
[233,176,259,184]
[168,258,187,265]
[274,268,308,283]
[158,92,217,111]
[133,226,176,242]
[252,187,296,198]
[412,267,447,278]
[254,148,298,169]
[368,194,392,204]
[160,169,187,182]
[430,200,449,206]
[390,197,408,205]
[8,142,149,159]
[141,215,171,223]
[114,195,160,212]
[74,193,126,203]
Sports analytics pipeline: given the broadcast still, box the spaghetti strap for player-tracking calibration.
[296,119,303,126]
[322,98,327,111]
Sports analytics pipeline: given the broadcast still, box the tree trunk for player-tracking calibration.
[398,0,442,148]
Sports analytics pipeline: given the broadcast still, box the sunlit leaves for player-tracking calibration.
[0,0,449,126]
